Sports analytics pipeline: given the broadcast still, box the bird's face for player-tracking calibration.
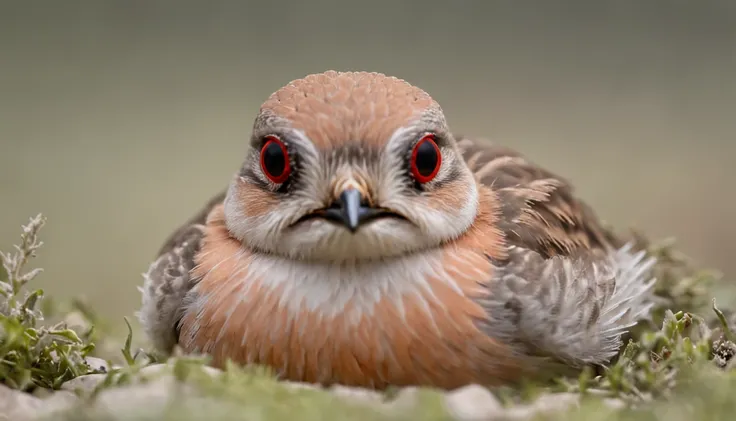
[224,71,479,262]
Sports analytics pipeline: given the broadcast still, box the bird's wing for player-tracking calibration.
[478,243,655,370]
[456,136,656,368]
[137,191,226,355]
[456,135,620,258]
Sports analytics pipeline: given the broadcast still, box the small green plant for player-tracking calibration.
[629,233,719,323]
[577,310,713,401]
[0,214,101,391]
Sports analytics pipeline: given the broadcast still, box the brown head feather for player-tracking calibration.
[256,71,439,149]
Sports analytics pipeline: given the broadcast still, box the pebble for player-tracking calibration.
[328,384,385,405]
[443,384,504,421]
[0,384,42,421]
[504,393,580,420]
[85,356,112,373]
[384,386,421,412]
[61,373,108,394]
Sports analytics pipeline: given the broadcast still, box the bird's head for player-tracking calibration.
[224,71,480,262]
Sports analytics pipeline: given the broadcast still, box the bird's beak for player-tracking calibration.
[308,187,400,233]
[294,182,406,232]
[322,188,376,233]
[330,188,364,233]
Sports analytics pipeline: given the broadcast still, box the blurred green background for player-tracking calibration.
[1,1,735,328]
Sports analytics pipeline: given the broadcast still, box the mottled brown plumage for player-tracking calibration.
[138,71,655,390]
[456,137,620,257]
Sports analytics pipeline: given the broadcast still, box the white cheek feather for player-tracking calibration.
[225,129,326,249]
[224,182,298,247]
[381,127,479,244]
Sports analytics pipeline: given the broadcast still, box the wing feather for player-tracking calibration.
[458,136,656,368]
[456,135,620,258]
[137,191,226,355]
[478,243,656,369]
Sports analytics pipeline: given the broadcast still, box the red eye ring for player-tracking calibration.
[410,134,442,183]
[260,135,291,184]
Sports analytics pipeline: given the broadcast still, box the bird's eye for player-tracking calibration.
[410,134,442,183]
[260,135,291,184]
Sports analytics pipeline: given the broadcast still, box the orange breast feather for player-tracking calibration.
[178,190,524,389]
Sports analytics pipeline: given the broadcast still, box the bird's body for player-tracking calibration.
[138,71,656,390]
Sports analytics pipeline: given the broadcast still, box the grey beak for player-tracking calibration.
[339,188,363,233]
[320,188,391,233]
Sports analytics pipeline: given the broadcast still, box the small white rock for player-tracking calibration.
[92,376,183,418]
[61,373,108,393]
[0,384,43,421]
[138,362,223,379]
[282,381,319,391]
[33,390,79,418]
[504,393,580,420]
[530,393,579,412]
[443,384,503,421]
[84,357,111,373]
[138,363,169,377]
[602,397,627,410]
[329,384,384,404]
[384,386,421,412]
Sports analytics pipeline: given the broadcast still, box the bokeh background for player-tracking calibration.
[1,1,735,331]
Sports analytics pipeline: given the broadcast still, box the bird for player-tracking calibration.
[137,70,656,390]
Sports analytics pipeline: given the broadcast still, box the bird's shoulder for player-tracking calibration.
[455,135,620,258]
[138,190,226,354]
[156,191,227,257]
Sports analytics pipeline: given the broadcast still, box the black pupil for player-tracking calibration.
[263,141,286,177]
[414,140,438,177]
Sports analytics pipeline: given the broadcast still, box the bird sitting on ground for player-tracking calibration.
[137,70,656,390]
